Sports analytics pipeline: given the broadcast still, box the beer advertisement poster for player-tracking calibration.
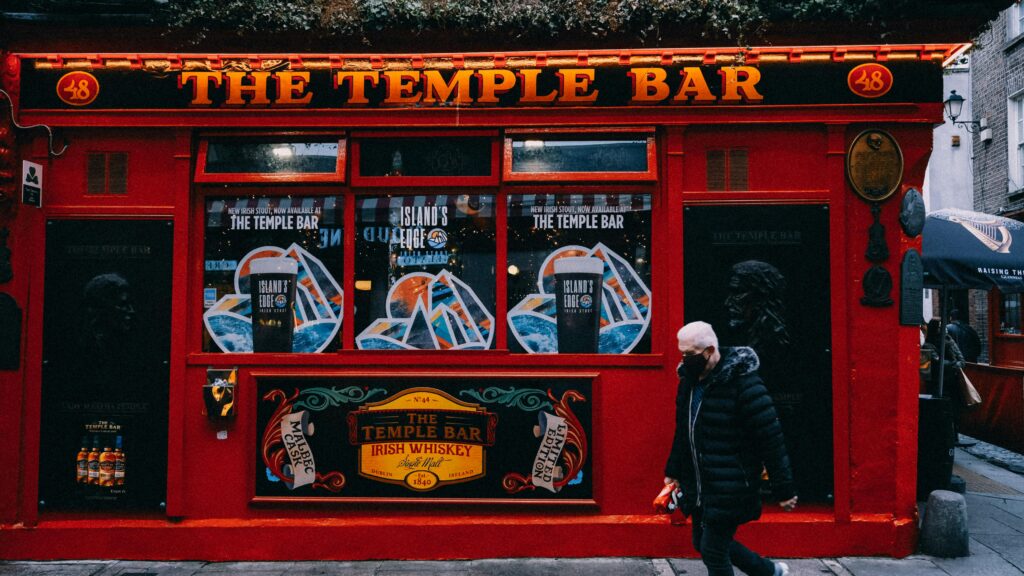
[203,195,344,354]
[255,376,593,502]
[507,193,652,354]
[354,194,496,351]
[39,220,172,510]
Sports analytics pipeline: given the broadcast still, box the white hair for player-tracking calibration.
[677,321,718,349]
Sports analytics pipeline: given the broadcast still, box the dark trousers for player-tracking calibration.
[692,509,775,576]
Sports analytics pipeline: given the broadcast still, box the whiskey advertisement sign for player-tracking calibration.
[255,375,593,502]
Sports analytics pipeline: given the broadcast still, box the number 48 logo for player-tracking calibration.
[56,71,100,106]
[847,63,893,99]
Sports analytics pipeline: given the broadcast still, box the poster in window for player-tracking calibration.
[39,220,172,510]
[683,204,833,501]
[203,195,344,353]
[255,376,592,501]
[354,194,496,350]
[507,193,652,354]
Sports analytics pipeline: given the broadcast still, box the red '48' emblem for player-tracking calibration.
[56,71,100,106]
[847,63,893,99]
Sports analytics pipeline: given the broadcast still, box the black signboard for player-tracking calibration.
[19,60,942,110]
[901,249,924,326]
[684,204,833,501]
[255,376,593,502]
[39,220,172,510]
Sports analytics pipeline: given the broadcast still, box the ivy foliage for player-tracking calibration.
[153,0,1013,47]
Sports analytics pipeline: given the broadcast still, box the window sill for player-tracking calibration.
[1004,32,1024,53]
[186,351,666,368]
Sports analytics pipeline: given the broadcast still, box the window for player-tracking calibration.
[503,128,656,181]
[1010,3,1024,39]
[87,152,128,195]
[706,149,748,191]
[202,195,344,353]
[195,135,346,183]
[1012,95,1024,191]
[194,131,658,356]
[1001,292,1021,334]
[351,131,499,186]
[506,193,652,354]
[354,194,496,350]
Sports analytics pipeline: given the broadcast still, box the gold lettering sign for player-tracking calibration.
[846,129,903,202]
[177,66,764,108]
[347,387,497,491]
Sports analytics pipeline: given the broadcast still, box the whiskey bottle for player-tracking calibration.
[113,436,125,487]
[75,437,89,484]
[98,443,115,487]
[86,436,101,485]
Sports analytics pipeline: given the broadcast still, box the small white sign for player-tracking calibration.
[21,161,42,207]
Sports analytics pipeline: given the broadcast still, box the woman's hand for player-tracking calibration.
[779,496,798,512]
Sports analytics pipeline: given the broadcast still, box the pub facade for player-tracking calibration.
[0,42,955,559]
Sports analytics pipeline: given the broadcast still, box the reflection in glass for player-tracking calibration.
[510,138,648,173]
[205,141,340,173]
[359,138,491,177]
[355,194,496,350]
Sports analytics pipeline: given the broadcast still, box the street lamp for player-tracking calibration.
[943,90,984,134]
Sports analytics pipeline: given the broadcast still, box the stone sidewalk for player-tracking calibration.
[3,442,1023,575]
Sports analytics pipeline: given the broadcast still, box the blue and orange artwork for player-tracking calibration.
[203,243,344,353]
[356,270,494,350]
[509,243,651,354]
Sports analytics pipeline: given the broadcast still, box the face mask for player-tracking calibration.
[682,350,709,378]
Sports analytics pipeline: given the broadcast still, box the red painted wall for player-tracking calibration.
[0,74,936,558]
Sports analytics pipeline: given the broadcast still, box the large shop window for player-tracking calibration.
[354,194,496,350]
[195,130,655,355]
[507,193,652,354]
[202,195,345,353]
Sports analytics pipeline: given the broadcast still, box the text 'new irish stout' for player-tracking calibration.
[554,256,604,353]
[250,257,298,353]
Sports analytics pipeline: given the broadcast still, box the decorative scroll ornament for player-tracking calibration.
[260,386,386,493]
[501,389,588,495]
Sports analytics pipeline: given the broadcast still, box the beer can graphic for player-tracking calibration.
[553,256,604,353]
[249,257,298,353]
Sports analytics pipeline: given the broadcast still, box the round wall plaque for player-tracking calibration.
[899,187,926,238]
[846,129,903,202]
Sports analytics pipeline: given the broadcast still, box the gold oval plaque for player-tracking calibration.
[846,129,903,202]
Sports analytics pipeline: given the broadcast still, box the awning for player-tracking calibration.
[922,208,1024,292]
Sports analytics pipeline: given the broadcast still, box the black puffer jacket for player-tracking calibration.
[664,346,795,524]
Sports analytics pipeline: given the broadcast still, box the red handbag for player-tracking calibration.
[653,483,687,525]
